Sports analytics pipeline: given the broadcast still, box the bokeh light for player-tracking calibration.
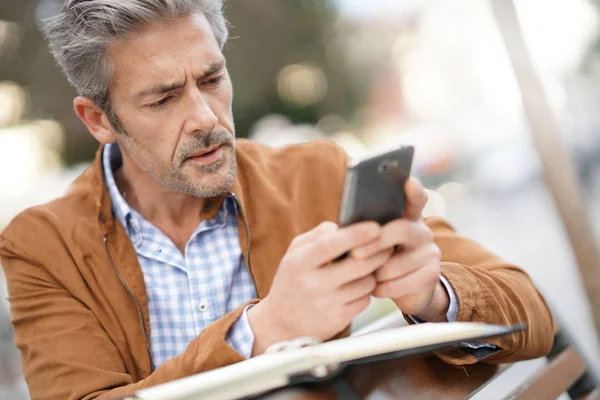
[276,64,328,108]
[250,114,325,148]
[0,20,20,60]
[0,120,65,199]
[422,188,446,218]
[0,125,44,198]
[0,82,27,128]
[437,181,472,213]
[330,131,366,158]
[317,114,347,135]
[27,119,66,155]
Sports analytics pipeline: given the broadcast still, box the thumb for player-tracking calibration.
[403,178,428,221]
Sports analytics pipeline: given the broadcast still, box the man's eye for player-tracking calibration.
[204,75,224,86]
[150,96,172,108]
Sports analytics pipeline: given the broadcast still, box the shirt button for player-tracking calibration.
[198,302,208,312]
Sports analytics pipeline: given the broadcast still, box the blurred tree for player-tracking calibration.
[0,0,87,165]
[0,0,363,165]
[217,0,362,138]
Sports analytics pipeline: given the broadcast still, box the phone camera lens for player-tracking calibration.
[378,161,389,174]
[378,159,399,174]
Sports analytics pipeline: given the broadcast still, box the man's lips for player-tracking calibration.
[186,145,225,165]
[188,144,222,158]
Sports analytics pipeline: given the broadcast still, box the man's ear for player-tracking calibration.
[73,96,118,144]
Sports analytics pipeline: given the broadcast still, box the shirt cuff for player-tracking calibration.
[407,275,457,324]
[409,276,498,351]
[225,304,255,359]
[440,275,458,322]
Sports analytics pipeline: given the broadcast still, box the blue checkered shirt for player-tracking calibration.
[103,143,256,369]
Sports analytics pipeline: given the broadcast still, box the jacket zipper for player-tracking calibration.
[101,194,253,373]
[103,236,154,372]
[231,193,258,297]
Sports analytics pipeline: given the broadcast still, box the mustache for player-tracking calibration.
[177,131,233,163]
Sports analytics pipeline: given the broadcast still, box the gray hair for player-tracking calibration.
[43,0,229,131]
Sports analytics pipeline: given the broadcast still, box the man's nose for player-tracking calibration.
[182,89,219,135]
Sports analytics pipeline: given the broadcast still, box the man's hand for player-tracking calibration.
[247,221,393,355]
[352,178,449,322]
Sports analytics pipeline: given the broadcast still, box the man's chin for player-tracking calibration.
[183,150,237,197]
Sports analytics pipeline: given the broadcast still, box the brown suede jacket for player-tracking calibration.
[0,139,554,400]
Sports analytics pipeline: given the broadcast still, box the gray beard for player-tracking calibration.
[157,145,237,198]
[119,130,237,198]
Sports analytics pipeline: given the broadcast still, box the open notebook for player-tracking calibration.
[123,321,524,400]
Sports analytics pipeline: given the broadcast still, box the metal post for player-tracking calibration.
[489,0,600,339]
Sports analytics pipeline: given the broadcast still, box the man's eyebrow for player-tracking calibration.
[197,59,226,80]
[135,59,226,100]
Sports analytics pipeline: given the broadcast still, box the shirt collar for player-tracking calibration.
[102,143,140,240]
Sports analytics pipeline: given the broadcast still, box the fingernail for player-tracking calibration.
[320,221,338,231]
[368,225,381,238]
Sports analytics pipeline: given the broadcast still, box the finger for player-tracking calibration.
[372,260,440,299]
[326,249,393,285]
[375,244,440,283]
[403,178,428,221]
[289,221,338,251]
[338,274,377,304]
[341,295,372,325]
[352,220,433,260]
[300,221,381,265]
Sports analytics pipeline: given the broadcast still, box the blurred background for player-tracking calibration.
[2,0,600,398]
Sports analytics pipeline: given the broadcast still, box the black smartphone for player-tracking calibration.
[338,145,414,227]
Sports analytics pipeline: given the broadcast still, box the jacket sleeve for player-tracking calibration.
[0,235,258,400]
[406,217,555,365]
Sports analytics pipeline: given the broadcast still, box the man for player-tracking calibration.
[0,1,554,399]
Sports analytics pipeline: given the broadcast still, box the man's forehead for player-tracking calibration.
[133,59,226,100]
[108,14,223,94]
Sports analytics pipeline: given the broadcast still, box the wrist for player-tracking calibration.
[412,281,450,323]
[247,298,296,356]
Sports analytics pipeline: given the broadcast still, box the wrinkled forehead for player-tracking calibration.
[108,13,223,99]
